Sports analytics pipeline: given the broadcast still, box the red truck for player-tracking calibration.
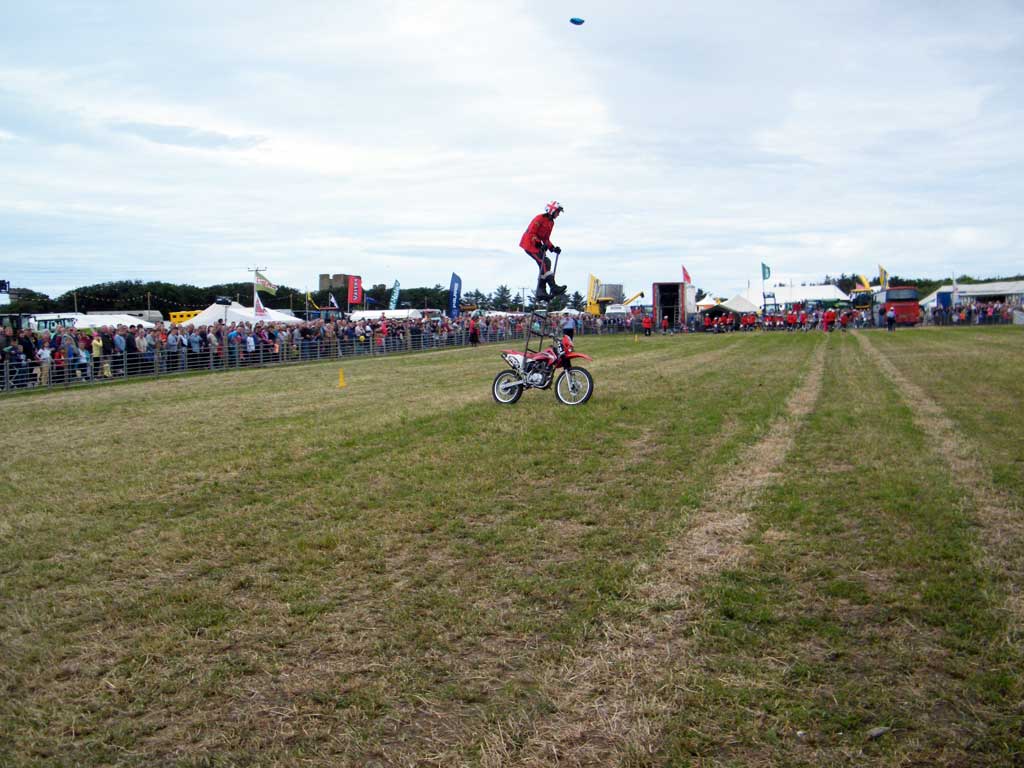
[875,287,920,326]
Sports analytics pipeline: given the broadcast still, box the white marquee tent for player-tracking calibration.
[721,294,759,314]
[347,309,423,322]
[738,284,850,308]
[28,312,155,330]
[181,301,302,327]
[918,280,1024,307]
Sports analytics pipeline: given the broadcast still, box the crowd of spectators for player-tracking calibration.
[0,310,626,391]
[8,299,1015,391]
[927,300,1016,326]
[698,308,874,333]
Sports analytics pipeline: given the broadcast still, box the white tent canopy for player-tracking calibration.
[28,313,155,331]
[720,294,759,314]
[348,309,423,322]
[738,284,850,307]
[919,280,1024,307]
[180,301,302,327]
[696,297,718,310]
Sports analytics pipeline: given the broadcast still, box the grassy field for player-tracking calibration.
[2,327,1022,767]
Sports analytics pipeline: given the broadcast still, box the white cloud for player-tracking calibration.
[0,0,1022,299]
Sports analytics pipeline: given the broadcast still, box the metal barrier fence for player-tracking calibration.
[1,322,631,394]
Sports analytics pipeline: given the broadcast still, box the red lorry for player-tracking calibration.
[875,287,920,326]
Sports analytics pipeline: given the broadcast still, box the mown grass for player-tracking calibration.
[2,327,1021,766]
[646,329,1024,767]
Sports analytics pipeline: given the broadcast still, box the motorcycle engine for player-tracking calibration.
[525,360,551,387]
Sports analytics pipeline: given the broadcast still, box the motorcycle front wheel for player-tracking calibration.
[492,370,524,404]
[555,367,593,405]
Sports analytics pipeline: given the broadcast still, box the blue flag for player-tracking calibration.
[449,273,462,319]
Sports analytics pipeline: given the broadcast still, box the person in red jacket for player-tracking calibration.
[520,201,566,302]
[642,314,653,336]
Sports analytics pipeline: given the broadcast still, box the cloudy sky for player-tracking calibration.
[1,0,1022,301]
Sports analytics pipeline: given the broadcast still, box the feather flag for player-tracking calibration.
[347,275,362,304]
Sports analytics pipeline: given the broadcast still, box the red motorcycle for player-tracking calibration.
[492,333,593,406]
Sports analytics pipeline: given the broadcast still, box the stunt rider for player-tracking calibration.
[520,201,567,302]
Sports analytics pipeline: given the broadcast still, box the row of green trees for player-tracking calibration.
[7,273,1019,317]
[1,280,588,315]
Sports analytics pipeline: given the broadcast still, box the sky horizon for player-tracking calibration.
[2,1,1022,303]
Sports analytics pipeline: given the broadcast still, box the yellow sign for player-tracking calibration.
[338,368,347,388]
[169,310,202,325]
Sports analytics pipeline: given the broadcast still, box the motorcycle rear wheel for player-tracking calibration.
[492,370,524,404]
[555,367,593,405]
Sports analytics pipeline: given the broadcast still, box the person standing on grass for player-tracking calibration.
[91,332,103,377]
[886,306,896,332]
[561,313,576,340]
[642,313,653,337]
[206,325,220,366]
[36,340,52,387]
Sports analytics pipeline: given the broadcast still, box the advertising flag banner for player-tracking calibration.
[329,293,339,309]
[306,292,320,310]
[254,271,277,295]
[388,281,401,310]
[682,264,692,284]
[878,265,889,290]
[254,291,268,316]
[761,263,771,280]
[347,275,362,305]
[448,273,462,319]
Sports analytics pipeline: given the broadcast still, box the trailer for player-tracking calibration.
[652,283,696,328]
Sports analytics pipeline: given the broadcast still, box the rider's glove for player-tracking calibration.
[551,246,561,255]
[536,242,547,252]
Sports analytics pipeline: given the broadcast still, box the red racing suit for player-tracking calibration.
[519,214,556,273]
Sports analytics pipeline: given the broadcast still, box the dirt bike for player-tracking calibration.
[492,330,594,406]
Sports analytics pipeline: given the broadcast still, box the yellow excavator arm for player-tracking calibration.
[622,291,645,306]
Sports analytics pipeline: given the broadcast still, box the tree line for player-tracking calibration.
[1,280,588,315]
[6,273,1019,317]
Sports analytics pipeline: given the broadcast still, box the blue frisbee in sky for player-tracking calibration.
[570,17,585,25]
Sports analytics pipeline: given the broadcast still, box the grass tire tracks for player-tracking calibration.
[481,340,828,767]
[854,330,1023,622]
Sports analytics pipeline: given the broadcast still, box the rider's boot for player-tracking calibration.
[545,274,567,298]
[535,277,550,302]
